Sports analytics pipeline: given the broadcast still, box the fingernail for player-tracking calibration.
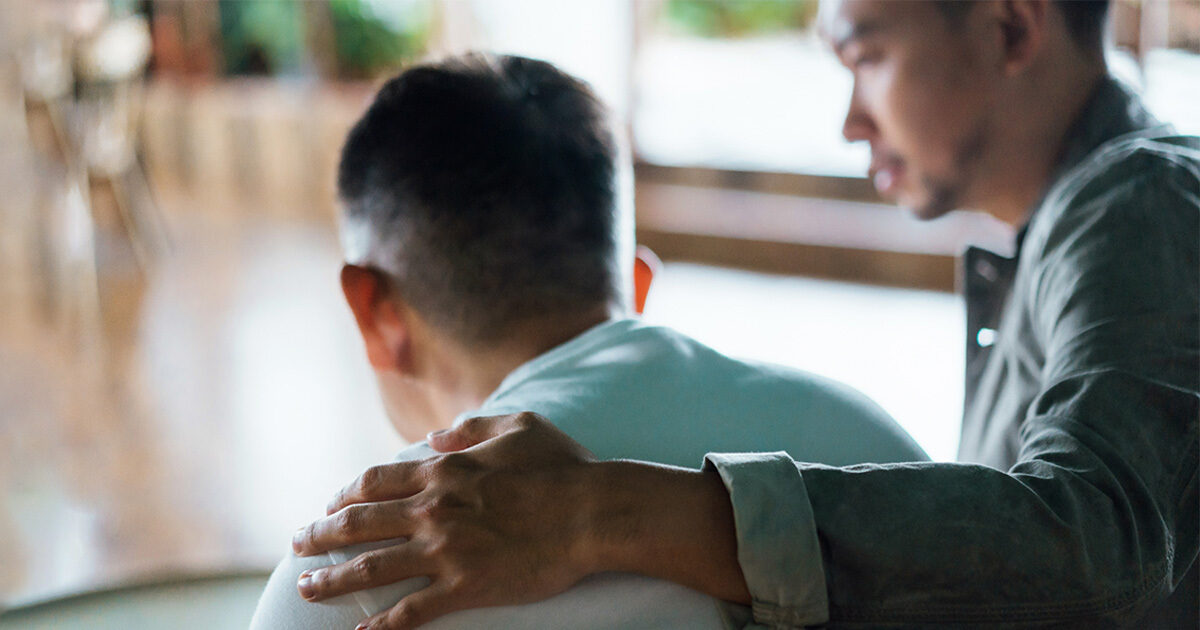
[297,571,315,600]
[427,428,450,439]
[292,528,306,554]
[355,624,370,630]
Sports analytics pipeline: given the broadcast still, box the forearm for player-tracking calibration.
[578,460,751,604]
[799,455,1191,625]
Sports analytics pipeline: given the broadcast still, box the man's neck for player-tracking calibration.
[408,305,619,431]
[977,55,1107,227]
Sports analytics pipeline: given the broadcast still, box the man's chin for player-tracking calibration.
[893,184,958,221]
[876,189,930,220]
[905,201,954,221]
[871,173,957,220]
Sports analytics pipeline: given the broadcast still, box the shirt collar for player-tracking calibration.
[474,317,640,410]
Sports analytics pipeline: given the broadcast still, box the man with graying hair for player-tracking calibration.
[250,52,928,629]
[292,1,1199,627]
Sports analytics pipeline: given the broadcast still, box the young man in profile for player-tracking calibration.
[293,1,1199,628]
[250,52,927,628]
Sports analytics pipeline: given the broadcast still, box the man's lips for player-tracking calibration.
[869,155,905,196]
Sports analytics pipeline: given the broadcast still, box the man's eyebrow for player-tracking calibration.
[829,19,886,56]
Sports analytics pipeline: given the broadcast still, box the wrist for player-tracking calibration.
[570,460,750,603]
[567,460,632,575]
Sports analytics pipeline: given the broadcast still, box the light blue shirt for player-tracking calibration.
[456,318,927,469]
[252,318,927,629]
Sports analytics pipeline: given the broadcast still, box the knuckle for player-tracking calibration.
[511,410,540,424]
[441,572,469,595]
[336,505,366,538]
[434,452,474,475]
[352,552,380,583]
[460,415,487,432]
[357,465,385,497]
[421,533,446,556]
[393,602,422,628]
[417,494,451,521]
[512,411,542,428]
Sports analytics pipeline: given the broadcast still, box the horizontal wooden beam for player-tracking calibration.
[637,228,957,292]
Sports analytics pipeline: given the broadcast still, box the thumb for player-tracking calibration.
[427,413,528,452]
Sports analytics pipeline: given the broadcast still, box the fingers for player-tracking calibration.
[294,500,416,556]
[427,412,542,453]
[297,543,428,603]
[327,461,426,515]
[356,581,461,630]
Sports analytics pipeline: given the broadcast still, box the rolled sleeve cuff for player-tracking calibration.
[703,452,828,628]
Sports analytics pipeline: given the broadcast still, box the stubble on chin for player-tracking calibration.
[910,121,990,220]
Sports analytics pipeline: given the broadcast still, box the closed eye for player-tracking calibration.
[850,51,882,70]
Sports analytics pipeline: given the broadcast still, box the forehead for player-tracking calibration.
[818,0,938,48]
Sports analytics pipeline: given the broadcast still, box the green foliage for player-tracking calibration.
[662,0,817,38]
[329,0,431,79]
[218,1,306,75]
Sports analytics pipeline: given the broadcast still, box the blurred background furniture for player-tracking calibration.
[0,571,269,629]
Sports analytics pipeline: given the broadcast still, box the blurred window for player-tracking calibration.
[136,0,1197,287]
[633,0,867,177]
[443,0,633,121]
[1110,0,1200,135]
[633,0,1200,178]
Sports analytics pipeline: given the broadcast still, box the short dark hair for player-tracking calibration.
[338,53,620,346]
[1054,0,1110,51]
[936,0,1110,52]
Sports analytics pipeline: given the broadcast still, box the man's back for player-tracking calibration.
[465,318,924,468]
[251,319,927,628]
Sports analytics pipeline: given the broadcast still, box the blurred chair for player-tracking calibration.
[20,22,104,356]
[0,571,270,630]
[19,9,164,368]
[74,13,168,269]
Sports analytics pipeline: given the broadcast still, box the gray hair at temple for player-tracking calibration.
[337,53,633,347]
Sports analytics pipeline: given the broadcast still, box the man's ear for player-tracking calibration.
[998,0,1048,76]
[340,264,413,373]
[633,245,661,316]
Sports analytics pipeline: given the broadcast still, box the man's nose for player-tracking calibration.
[841,85,875,143]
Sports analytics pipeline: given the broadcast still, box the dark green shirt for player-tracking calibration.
[705,78,1199,627]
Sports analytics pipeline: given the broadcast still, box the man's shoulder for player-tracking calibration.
[1026,129,1199,264]
[486,322,929,465]
[1012,130,1199,356]
[1046,129,1198,220]
[534,320,870,406]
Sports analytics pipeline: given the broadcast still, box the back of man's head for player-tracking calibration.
[338,53,621,347]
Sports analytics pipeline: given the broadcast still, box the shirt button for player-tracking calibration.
[974,258,998,282]
[977,327,997,348]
